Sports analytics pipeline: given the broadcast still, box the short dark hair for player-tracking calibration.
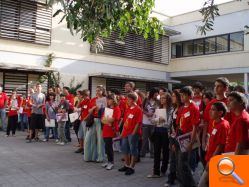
[180,86,193,97]
[234,85,245,94]
[80,89,90,97]
[48,92,56,97]
[127,93,138,102]
[212,102,227,117]
[228,91,248,109]
[63,86,70,91]
[203,91,214,101]
[148,87,159,99]
[192,82,204,91]
[60,93,66,97]
[215,77,230,87]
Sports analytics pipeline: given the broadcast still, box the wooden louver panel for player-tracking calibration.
[0,0,52,45]
[91,32,169,64]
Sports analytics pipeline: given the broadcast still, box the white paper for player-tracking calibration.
[96,97,107,108]
[155,109,167,120]
[69,112,80,123]
[45,119,56,127]
[56,113,68,122]
[19,107,23,114]
[104,108,114,118]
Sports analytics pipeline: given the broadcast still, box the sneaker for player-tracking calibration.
[147,174,161,178]
[55,139,59,143]
[26,139,32,143]
[75,148,83,153]
[43,139,48,142]
[164,183,169,187]
[125,168,135,175]
[56,141,61,145]
[12,134,16,137]
[118,166,129,172]
[5,135,9,137]
[101,162,108,168]
[106,163,114,170]
[59,142,65,146]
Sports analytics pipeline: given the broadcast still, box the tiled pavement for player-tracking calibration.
[0,131,203,187]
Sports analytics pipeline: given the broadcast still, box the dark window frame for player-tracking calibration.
[171,31,244,59]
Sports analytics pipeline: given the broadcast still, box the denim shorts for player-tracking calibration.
[121,134,139,157]
[78,121,86,139]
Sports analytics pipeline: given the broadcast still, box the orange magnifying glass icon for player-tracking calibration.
[217,157,244,185]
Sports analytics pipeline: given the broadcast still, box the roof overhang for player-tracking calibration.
[0,62,55,73]
[163,26,181,36]
[89,72,180,84]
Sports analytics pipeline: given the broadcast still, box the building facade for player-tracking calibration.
[0,0,248,95]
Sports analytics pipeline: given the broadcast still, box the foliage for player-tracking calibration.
[38,53,61,87]
[47,0,164,52]
[62,76,84,95]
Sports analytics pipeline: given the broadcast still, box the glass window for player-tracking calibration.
[230,32,244,51]
[183,41,193,56]
[205,37,216,54]
[193,39,204,55]
[216,35,228,53]
[171,43,182,58]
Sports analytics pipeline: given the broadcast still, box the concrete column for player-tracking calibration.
[168,83,173,92]
[244,73,249,94]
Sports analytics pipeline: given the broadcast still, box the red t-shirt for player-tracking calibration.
[176,102,200,134]
[205,119,230,162]
[0,92,8,109]
[88,97,99,118]
[225,110,249,153]
[78,97,90,121]
[22,97,32,117]
[102,106,121,138]
[122,105,143,138]
[193,95,204,112]
[8,97,20,116]
[66,94,75,111]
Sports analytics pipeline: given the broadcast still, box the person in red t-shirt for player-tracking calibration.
[225,91,249,154]
[6,90,20,137]
[176,86,200,187]
[199,102,230,187]
[74,90,90,154]
[63,86,75,142]
[0,85,8,131]
[192,82,204,113]
[118,93,142,176]
[202,77,230,151]
[101,94,121,170]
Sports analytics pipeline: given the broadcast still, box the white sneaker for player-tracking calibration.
[59,142,65,146]
[56,141,61,145]
[43,139,48,142]
[106,163,114,170]
[55,139,59,143]
[101,162,108,168]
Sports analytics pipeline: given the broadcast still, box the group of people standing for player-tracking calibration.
[0,77,248,187]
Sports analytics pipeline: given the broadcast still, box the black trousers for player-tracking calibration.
[153,128,169,176]
[104,137,114,163]
[7,115,18,136]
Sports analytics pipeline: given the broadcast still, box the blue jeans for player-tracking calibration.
[121,134,139,157]
[19,113,28,131]
[0,108,7,131]
[45,126,58,140]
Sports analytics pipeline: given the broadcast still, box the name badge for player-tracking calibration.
[212,129,217,135]
[83,105,87,109]
[128,114,134,119]
[184,112,190,118]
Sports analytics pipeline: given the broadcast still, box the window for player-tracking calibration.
[0,0,52,45]
[193,39,204,55]
[216,35,229,53]
[230,32,244,51]
[171,43,182,58]
[183,41,193,56]
[205,37,216,54]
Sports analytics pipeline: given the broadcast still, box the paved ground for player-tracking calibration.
[0,131,203,187]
